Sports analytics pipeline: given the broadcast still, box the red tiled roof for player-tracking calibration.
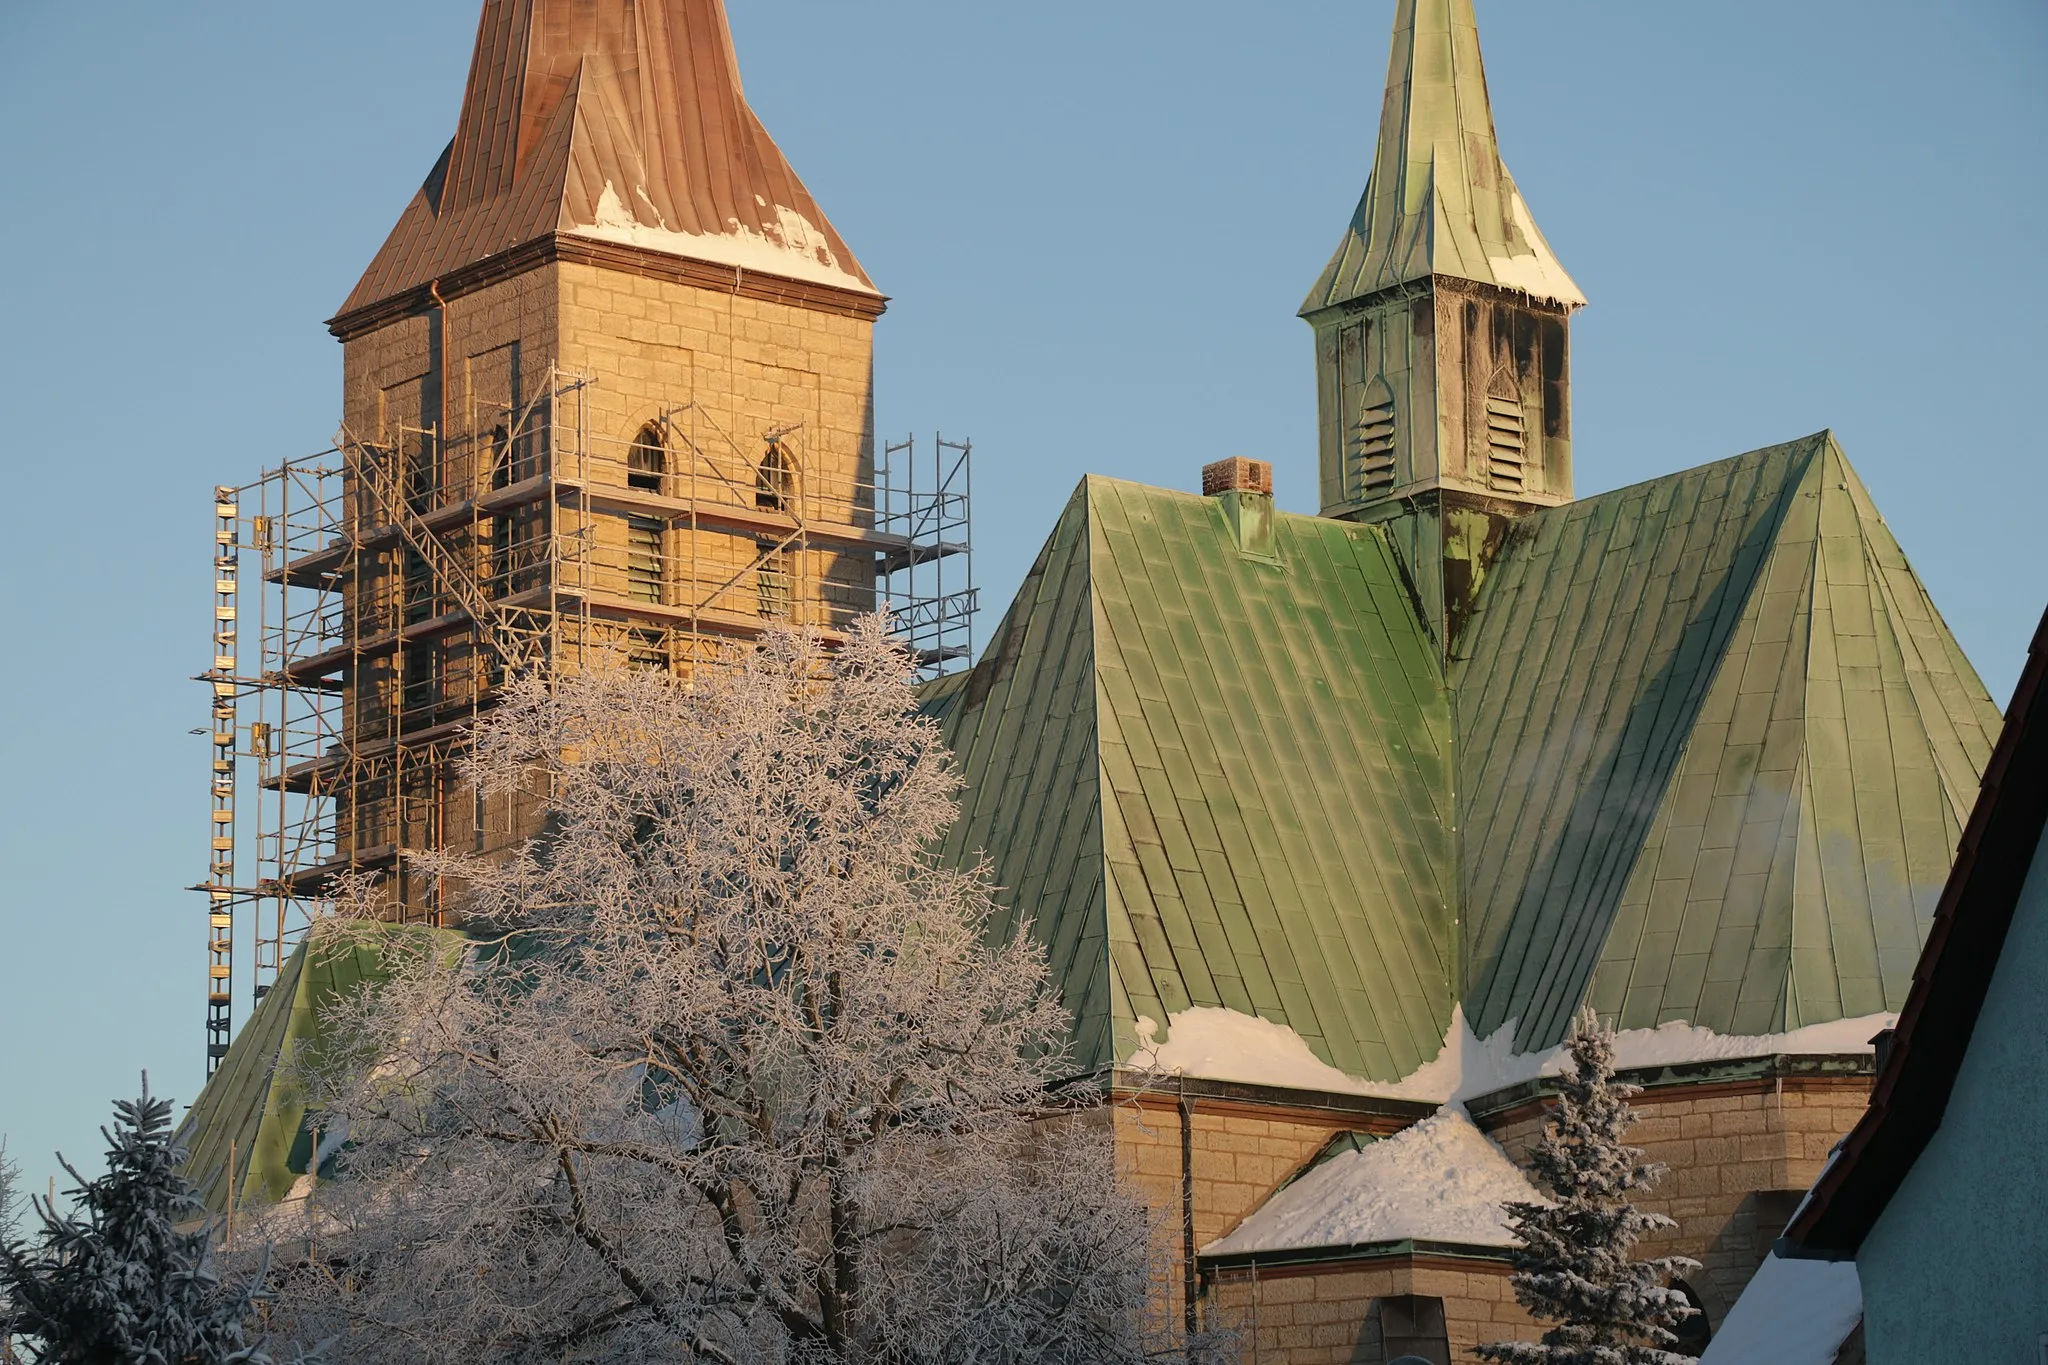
[336,0,873,325]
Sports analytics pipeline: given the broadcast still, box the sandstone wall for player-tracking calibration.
[1207,1258,1539,1364]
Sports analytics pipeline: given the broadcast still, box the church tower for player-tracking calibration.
[313,0,889,918]
[195,0,915,1012]
[1303,0,1582,651]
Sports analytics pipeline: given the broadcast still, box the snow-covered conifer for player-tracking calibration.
[1479,1008,1699,1365]
[0,1079,295,1363]
[260,621,1215,1364]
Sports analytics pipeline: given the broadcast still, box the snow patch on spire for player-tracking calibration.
[1486,187,1585,308]
[573,179,876,294]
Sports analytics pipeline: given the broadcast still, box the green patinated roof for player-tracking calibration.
[1302,0,1583,314]
[937,477,1455,1080]
[176,927,454,1212]
[934,436,2000,1083]
[1453,434,1998,1051]
[190,437,2000,1150]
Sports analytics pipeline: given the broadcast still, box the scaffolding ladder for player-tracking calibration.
[203,487,239,1072]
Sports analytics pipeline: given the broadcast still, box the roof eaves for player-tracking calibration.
[1199,1237,1516,1274]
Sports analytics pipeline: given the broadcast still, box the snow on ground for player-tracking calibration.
[573,180,876,293]
[1202,1107,1545,1256]
[1699,1253,1861,1365]
[1131,1006,1894,1105]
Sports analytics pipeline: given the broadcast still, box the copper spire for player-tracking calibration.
[340,0,874,320]
[1303,0,1581,315]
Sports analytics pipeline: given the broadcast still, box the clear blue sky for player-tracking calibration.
[0,1,2041,1208]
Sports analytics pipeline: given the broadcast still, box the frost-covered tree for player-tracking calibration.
[0,1140,16,1355]
[262,621,1214,1364]
[0,1143,17,1237]
[1479,1009,1699,1365]
[0,1079,295,1363]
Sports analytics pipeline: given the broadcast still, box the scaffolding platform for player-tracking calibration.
[196,368,974,1071]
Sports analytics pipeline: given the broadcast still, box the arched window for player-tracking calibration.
[628,423,666,492]
[757,441,795,511]
[1670,1279,1712,1355]
[1349,374,1397,499]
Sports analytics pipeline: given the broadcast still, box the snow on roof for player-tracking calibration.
[1486,187,1587,309]
[1700,1253,1861,1365]
[1132,1006,1894,1106]
[571,181,877,295]
[1202,1107,1545,1257]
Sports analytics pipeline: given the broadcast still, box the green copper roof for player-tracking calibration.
[1452,434,1998,1051]
[1302,0,1583,314]
[935,437,1998,1084]
[176,927,456,1212]
[937,477,1456,1081]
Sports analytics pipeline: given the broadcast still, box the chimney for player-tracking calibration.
[1202,458,1276,558]
[1202,457,1273,497]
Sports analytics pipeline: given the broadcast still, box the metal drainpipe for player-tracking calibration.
[1250,1259,1261,1365]
[1179,1081,1198,1340]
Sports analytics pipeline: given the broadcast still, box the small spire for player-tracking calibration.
[1303,0,1581,315]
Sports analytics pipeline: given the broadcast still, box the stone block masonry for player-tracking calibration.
[1207,1257,1541,1364]
[329,251,881,918]
[1473,1064,1874,1333]
[1127,1062,1876,1361]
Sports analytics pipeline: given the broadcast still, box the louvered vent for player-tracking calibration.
[1349,382,1397,498]
[1485,394,1527,492]
[626,516,664,604]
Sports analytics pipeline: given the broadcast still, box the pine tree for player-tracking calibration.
[1479,1008,1700,1365]
[0,1077,294,1364]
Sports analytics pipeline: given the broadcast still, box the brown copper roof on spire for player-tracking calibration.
[337,0,875,325]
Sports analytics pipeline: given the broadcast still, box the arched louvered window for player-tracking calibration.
[1484,373,1528,492]
[757,441,795,511]
[628,423,666,492]
[1349,376,1397,499]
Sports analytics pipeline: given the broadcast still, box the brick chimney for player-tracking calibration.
[1202,457,1273,497]
[1202,458,1276,558]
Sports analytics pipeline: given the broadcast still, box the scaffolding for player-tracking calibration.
[196,367,974,1071]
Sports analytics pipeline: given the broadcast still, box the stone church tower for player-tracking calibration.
[191,0,934,1022]
[310,0,888,918]
[1303,0,1582,652]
